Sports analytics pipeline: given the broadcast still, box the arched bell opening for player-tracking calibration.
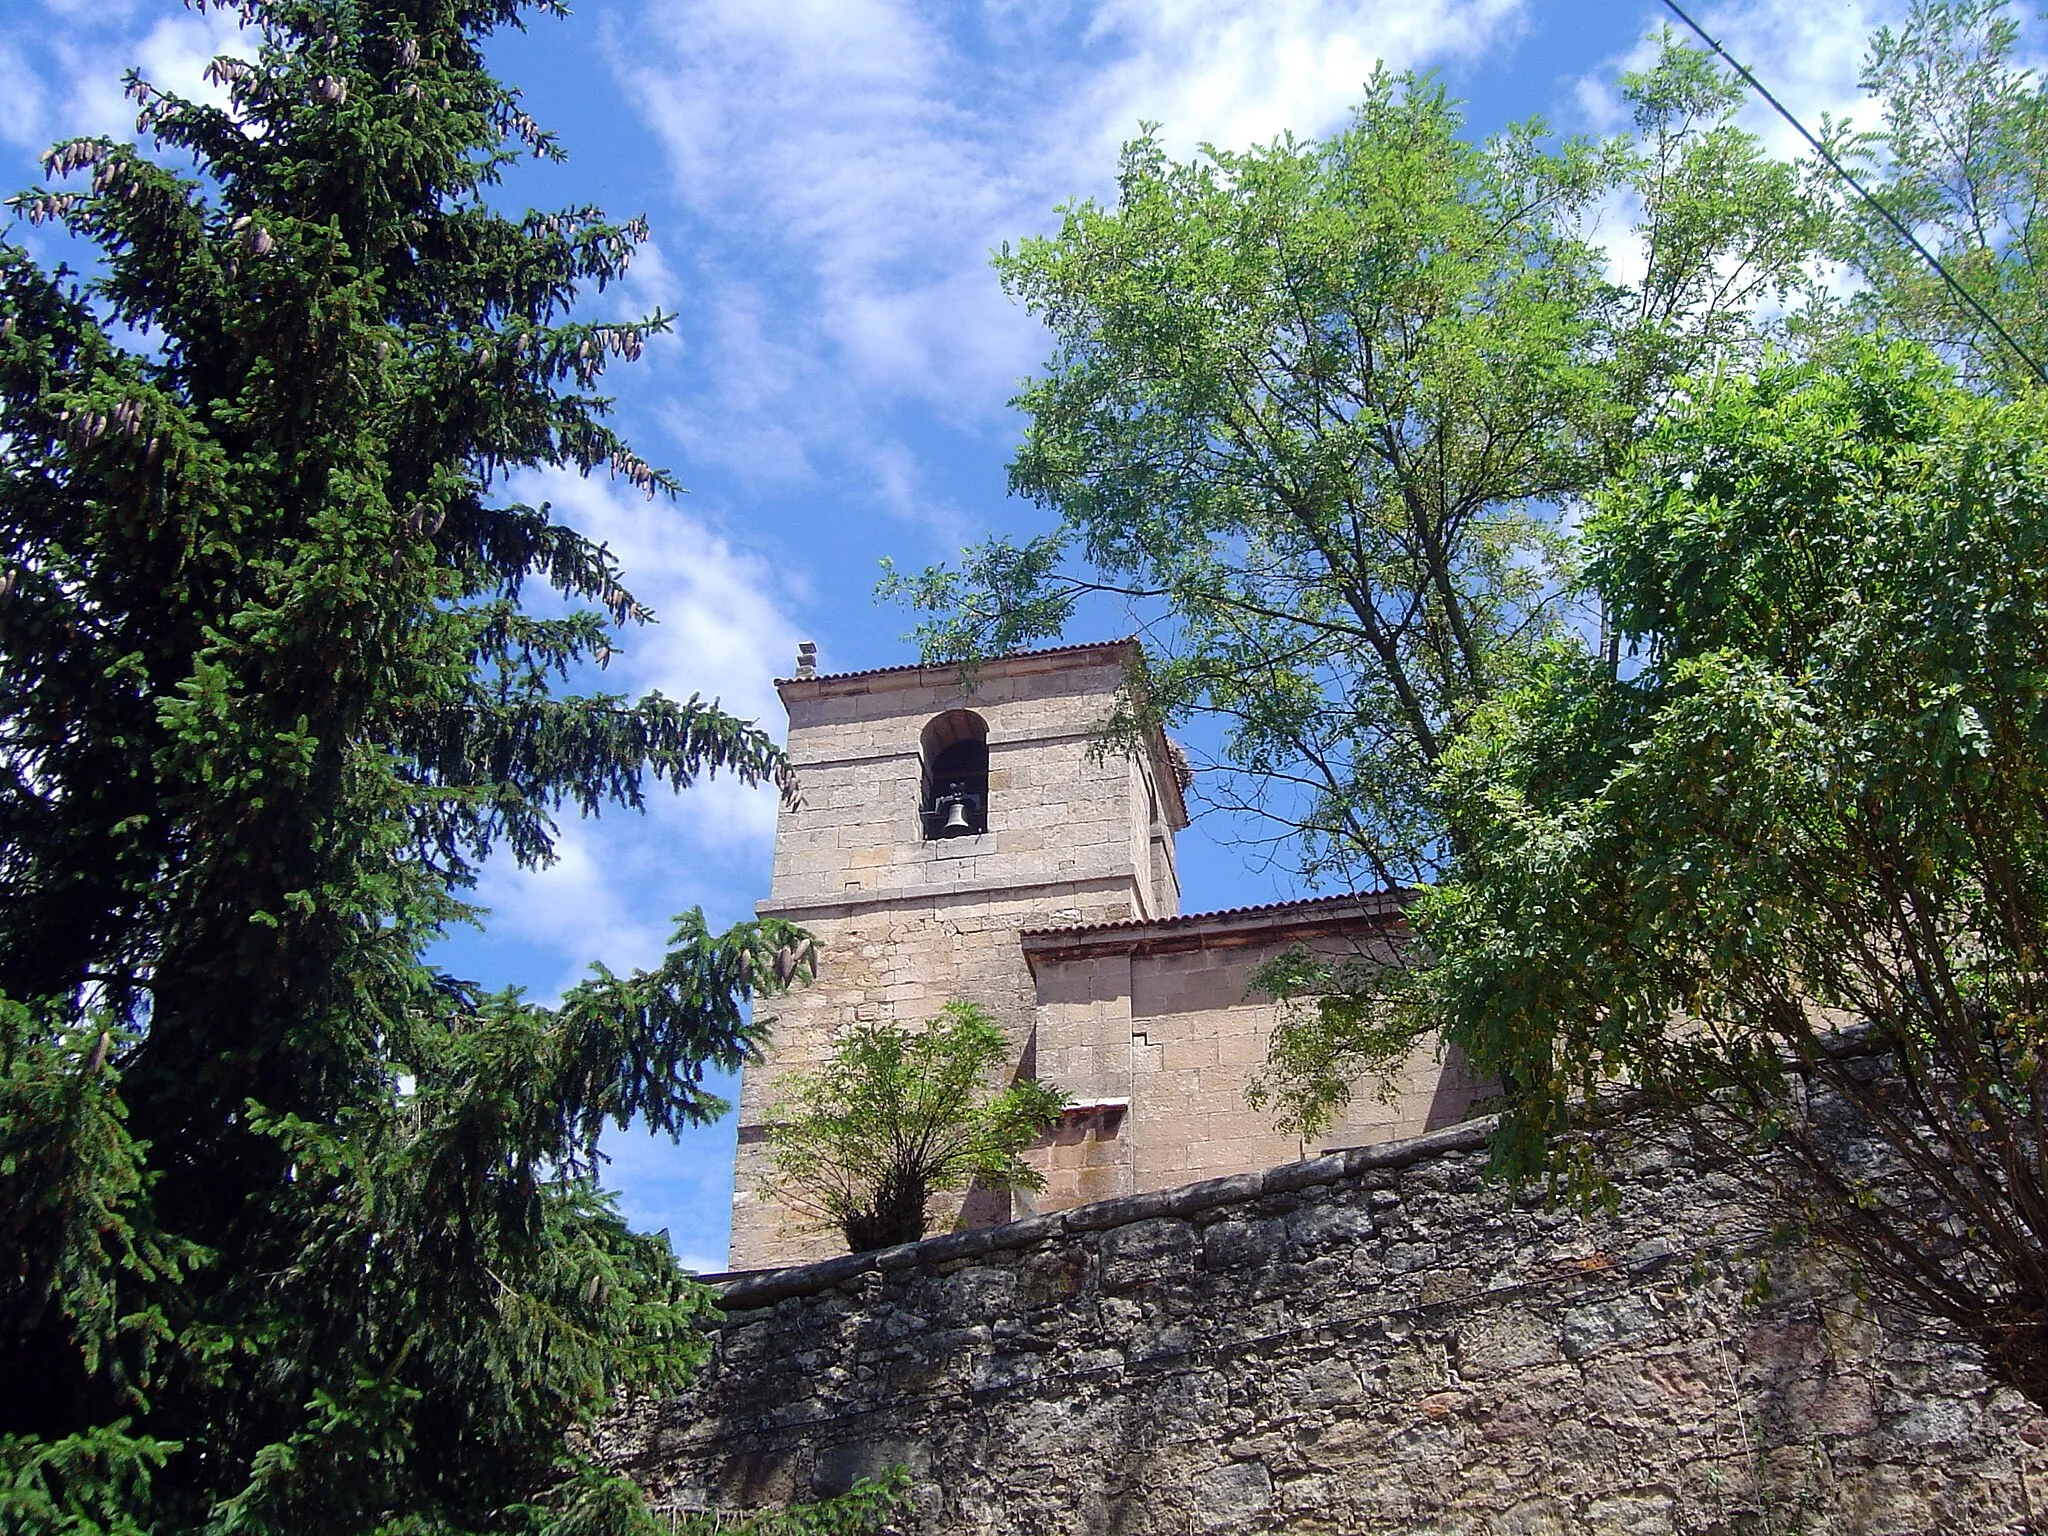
[919,709,989,839]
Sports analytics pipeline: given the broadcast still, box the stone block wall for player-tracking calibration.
[1020,897,1490,1216]
[608,1122,2046,1535]
[731,642,1188,1269]
[733,885,1136,1269]
[760,645,1183,916]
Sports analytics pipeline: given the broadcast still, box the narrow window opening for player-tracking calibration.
[920,709,989,838]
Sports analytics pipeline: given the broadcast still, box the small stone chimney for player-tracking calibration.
[794,640,817,679]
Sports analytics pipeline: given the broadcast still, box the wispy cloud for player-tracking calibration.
[0,40,49,149]
[1075,0,1523,161]
[611,0,1532,542]
[466,472,803,995]
[1574,3,1909,157]
[0,4,253,153]
[1561,4,1914,306]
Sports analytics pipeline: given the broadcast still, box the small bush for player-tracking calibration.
[763,1004,1066,1251]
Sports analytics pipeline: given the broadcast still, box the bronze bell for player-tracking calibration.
[940,798,972,835]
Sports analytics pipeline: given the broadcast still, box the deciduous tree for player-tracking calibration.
[885,50,1820,895]
[1424,342,2048,1407]
[1833,0,2048,394]
[882,47,1823,1137]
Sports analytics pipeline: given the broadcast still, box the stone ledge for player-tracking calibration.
[713,1116,1500,1312]
[755,870,1140,922]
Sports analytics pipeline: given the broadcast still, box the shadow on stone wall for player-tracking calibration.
[601,1120,2047,1535]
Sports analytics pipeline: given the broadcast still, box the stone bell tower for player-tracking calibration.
[727,639,1189,1270]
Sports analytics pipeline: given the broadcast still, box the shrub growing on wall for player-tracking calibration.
[764,1003,1067,1252]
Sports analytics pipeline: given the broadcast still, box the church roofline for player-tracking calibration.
[773,638,1139,693]
[1019,889,1408,968]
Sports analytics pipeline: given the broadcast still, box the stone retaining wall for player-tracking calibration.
[605,1122,2047,1535]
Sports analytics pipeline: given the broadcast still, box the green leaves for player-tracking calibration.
[670,1471,913,1536]
[0,0,828,1529]
[1426,341,2048,1403]
[1246,941,1431,1141]
[0,1423,177,1536]
[909,48,1828,1138]
[892,58,1823,895]
[1613,31,1829,406]
[1838,0,2048,392]
[423,911,819,1175]
[0,1003,202,1429]
[764,1003,1068,1253]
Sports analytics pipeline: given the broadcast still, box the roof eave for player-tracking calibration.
[773,638,1141,699]
[1019,890,1410,971]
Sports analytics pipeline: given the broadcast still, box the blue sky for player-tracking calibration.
[2,0,1907,1269]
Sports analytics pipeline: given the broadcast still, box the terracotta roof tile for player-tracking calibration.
[1019,889,1407,942]
[776,638,1137,687]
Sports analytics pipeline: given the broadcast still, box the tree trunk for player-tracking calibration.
[842,1170,929,1252]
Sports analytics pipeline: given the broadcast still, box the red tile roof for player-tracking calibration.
[776,637,1137,688]
[1019,889,1408,942]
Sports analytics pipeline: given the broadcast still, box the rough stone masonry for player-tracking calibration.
[606,1120,2047,1535]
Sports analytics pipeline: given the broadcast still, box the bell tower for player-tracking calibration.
[728,639,1188,1270]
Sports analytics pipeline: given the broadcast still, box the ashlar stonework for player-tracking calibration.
[611,1121,2046,1534]
[732,641,1481,1269]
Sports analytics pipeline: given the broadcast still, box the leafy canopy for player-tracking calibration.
[885,50,1822,894]
[1832,0,2048,393]
[1230,2,2048,1410]
[1425,341,2048,1406]
[764,1003,1068,1253]
[0,0,897,1530]
[878,46,1824,1136]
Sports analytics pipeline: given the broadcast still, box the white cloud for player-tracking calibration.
[653,283,824,487]
[595,1099,741,1268]
[615,0,1036,484]
[1693,1,1901,153]
[1076,0,1523,162]
[613,0,1531,539]
[518,468,797,722]
[476,819,669,988]
[0,41,48,149]
[468,472,804,994]
[46,8,253,144]
[1573,3,1909,159]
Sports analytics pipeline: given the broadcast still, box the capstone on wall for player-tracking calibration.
[609,1122,2046,1535]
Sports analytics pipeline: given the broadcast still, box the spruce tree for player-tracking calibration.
[0,1,834,1529]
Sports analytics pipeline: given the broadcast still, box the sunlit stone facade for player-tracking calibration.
[727,640,1482,1271]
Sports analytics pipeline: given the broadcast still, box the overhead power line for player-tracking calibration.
[1658,0,2048,386]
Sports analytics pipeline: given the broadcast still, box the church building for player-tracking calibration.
[729,639,1484,1270]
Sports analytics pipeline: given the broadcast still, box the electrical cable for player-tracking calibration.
[1658,0,2048,385]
